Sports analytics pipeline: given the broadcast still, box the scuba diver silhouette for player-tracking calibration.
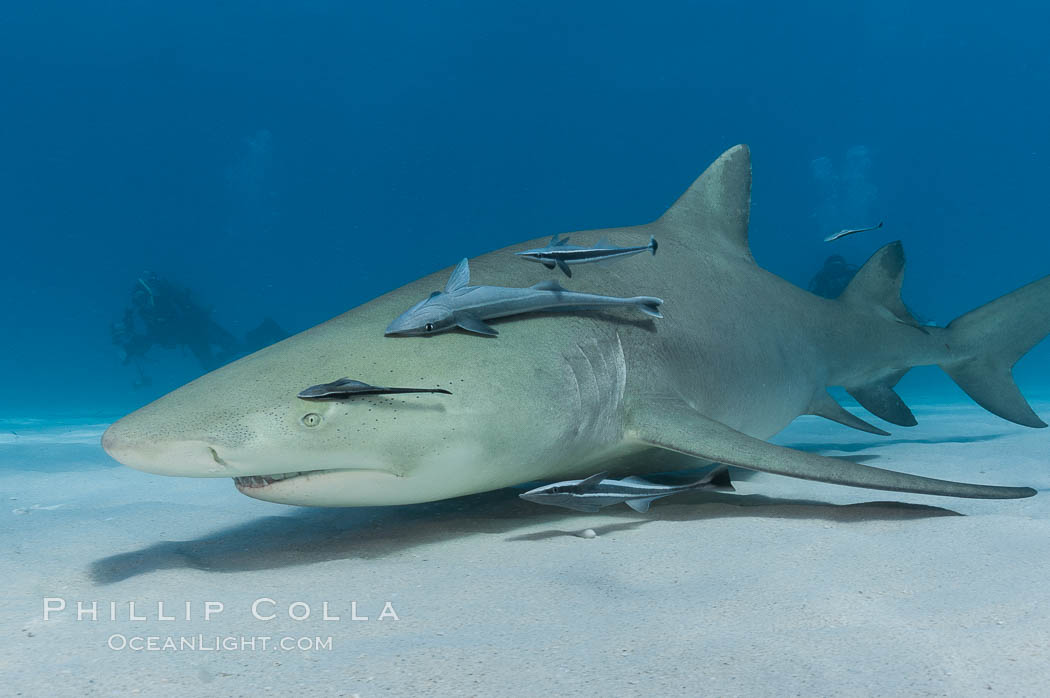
[111,272,288,386]
[808,255,859,299]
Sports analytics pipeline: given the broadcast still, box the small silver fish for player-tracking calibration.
[824,221,884,242]
[516,234,658,277]
[298,377,451,400]
[385,258,663,336]
[519,466,733,513]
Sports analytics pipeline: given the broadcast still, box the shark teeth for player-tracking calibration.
[233,471,307,489]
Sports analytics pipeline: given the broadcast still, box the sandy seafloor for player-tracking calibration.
[2,401,1049,697]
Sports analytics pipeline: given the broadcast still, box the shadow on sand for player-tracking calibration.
[90,477,958,585]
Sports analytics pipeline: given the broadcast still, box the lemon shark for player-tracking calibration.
[102,145,1048,507]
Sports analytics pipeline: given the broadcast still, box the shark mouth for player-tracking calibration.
[232,467,398,491]
[233,471,314,489]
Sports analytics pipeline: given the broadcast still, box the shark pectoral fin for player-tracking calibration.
[456,315,498,336]
[556,259,572,277]
[625,497,658,513]
[846,369,917,427]
[624,399,1035,499]
[541,260,557,270]
[806,389,891,436]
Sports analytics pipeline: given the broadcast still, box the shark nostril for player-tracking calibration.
[208,447,227,466]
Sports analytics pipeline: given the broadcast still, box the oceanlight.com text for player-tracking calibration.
[107,634,334,652]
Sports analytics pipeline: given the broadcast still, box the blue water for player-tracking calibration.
[3,1,1048,416]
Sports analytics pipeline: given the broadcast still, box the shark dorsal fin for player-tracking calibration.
[656,144,752,263]
[839,242,922,329]
[445,258,471,293]
[575,471,608,491]
[550,234,569,247]
[531,280,566,292]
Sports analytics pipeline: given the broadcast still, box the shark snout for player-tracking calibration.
[102,418,239,477]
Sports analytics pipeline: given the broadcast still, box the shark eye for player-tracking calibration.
[424,323,434,332]
[301,413,322,428]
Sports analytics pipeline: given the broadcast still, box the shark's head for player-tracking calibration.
[514,250,544,263]
[384,292,457,336]
[102,293,582,507]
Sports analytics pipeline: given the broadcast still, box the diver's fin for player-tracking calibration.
[839,242,924,330]
[624,397,1034,499]
[656,144,752,263]
[576,471,608,491]
[532,280,566,292]
[541,260,556,270]
[625,497,659,513]
[556,259,572,277]
[941,274,1050,427]
[846,369,916,427]
[455,315,498,336]
[806,389,891,435]
[445,258,471,293]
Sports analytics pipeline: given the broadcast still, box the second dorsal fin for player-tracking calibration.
[839,242,923,330]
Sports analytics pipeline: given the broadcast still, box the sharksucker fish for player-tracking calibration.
[825,221,884,242]
[515,233,658,277]
[298,378,452,400]
[384,258,663,336]
[102,145,1048,509]
[520,466,734,513]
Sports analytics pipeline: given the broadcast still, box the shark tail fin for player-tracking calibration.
[632,297,664,319]
[940,275,1050,428]
[649,235,658,255]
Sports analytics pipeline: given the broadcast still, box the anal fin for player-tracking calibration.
[846,369,916,426]
[806,390,891,436]
[625,398,1034,499]
[625,497,658,513]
